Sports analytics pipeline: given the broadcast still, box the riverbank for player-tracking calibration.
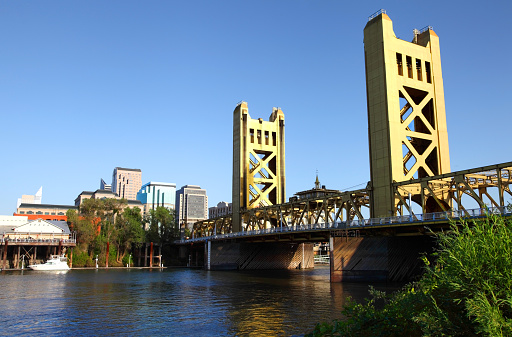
[308,214,512,336]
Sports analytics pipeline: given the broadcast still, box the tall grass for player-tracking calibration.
[307,214,512,336]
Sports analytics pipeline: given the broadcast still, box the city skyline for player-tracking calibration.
[1,1,510,215]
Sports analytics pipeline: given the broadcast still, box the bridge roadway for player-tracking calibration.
[180,206,510,244]
[179,206,510,281]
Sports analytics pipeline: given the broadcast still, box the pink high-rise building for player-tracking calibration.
[111,167,142,201]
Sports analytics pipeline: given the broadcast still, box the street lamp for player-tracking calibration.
[95,255,98,269]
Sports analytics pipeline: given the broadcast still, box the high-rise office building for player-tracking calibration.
[111,167,142,201]
[137,182,176,215]
[16,187,43,209]
[100,178,111,191]
[176,185,208,232]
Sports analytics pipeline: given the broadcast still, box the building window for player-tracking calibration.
[396,53,403,76]
[250,129,254,143]
[19,211,25,214]
[27,211,33,214]
[416,59,422,81]
[406,56,413,78]
[272,132,277,146]
[58,212,64,215]
[45,212,49,215]
[36,211,43,215]
[425,61,432,83]
[51,213,55,215]
[265,131,269,145]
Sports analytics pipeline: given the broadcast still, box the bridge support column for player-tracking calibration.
[207,241,314,270]
[330,234,433,282]
[206,240,211,270]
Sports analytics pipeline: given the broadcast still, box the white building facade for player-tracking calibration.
[208,201,232,219]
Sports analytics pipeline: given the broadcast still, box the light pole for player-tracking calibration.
[95,255,98,269]
[128,254,131,268]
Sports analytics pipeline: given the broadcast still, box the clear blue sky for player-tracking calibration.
[1,1,510,215]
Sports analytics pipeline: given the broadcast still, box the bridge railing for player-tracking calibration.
[0,238,76,244]
[180,206,510,243]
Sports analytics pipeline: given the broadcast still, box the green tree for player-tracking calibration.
[114,206,145,263]
[67,198,145,267]
[145,207,179,245]
[66,208,96,251]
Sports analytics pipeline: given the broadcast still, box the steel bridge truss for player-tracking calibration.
[393,161,512,217]
[193,189,370,237]
[193,162,512,238]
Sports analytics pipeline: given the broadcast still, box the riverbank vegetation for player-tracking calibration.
[308,213,512,336]
[66,199,179,267]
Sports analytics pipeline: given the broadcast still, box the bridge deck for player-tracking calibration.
[181,206,510,244]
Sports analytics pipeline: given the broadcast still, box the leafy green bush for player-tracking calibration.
[71,250,92,268]
[308,214,512,336]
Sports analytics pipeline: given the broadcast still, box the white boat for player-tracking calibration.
[28,255,70,271]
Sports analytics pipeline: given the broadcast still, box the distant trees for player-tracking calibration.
[144,206,180,246]
[115,206,145,262]
[67,199,178,267]
[67,198,144,266]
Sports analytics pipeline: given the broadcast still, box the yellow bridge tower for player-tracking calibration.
[364,10,451,217]
[232,102,286,232]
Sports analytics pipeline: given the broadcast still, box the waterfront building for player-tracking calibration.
[14,203,77,221]
[112,167,142,201]
[74,189,142,209]
[0,217,72,241]
[176,185,208,232]
[137,182,176,215]
[208,201,232,219]
[0,215,29,228]
[0,216,75,269]
[16,186,42,209]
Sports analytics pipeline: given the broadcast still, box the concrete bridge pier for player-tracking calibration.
[205,241,314,271]
[329,234,434,282]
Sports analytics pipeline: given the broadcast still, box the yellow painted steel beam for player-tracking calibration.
[364,13,451,217]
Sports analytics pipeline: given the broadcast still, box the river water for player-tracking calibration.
[0,266,395,336]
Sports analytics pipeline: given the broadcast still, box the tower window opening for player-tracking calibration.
[425,61,432,83]
[257,130,261,144]
[416,59,422,81]
[396,53,403,76]
[272,132,277,146]
[264,131,269,145]
[250,129,254,143]
[406,56,413,78]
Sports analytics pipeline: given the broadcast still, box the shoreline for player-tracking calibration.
[0,265,206,271]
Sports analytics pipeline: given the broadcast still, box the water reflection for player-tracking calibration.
[0,266,396,336]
